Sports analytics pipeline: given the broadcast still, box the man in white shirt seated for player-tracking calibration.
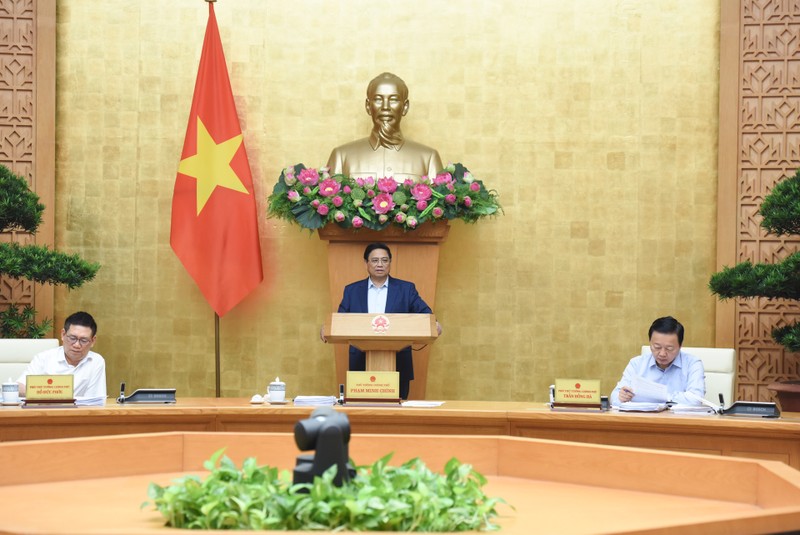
[17,311,106,398]
[610,316,705,406]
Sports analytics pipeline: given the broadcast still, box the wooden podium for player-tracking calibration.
[319,222,449,399]
[323,313,439,372]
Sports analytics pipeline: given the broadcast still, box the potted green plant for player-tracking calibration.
[0,165,99,337]
[146,449,504,531]
[709,168,800,411]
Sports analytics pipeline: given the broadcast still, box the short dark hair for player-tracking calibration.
[648,316,683,345]
[64,311,97,337]
[363,242,392,261]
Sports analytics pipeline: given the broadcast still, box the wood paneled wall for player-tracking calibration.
[0,0,55,331]
[718,0,800,401]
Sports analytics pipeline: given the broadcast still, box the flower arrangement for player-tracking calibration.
[267,162,501,231]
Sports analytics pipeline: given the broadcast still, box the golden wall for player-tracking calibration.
[54,0,720,401]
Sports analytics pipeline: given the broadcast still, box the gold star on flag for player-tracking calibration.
[178,116,249,215]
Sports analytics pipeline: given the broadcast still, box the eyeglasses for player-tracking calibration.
[65,334,92,346]
[369,257,391,265]
[651,344,677,354]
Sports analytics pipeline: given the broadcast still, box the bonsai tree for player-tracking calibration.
[0,165,100,337]
[709,169,800,351]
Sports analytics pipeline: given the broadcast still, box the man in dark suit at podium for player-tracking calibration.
[335,242,440,400]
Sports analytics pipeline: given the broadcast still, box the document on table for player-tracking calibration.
[75,396,106,407]
[617,401,667,412]
[670,404,716,415]
[630,375,669,403]
[293,395,337,406]
[401,400,445,407]
[671,391,720,414]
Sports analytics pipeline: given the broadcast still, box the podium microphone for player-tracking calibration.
[117,382,126,403]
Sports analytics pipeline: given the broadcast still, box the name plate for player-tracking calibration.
[345,371,400,402]
[25,375,74,401]
[553,378,601,408]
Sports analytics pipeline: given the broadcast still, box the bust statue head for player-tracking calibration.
[326,72,443,182]
[365,72,409,149]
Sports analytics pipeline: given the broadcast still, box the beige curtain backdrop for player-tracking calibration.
[50,0,720,400]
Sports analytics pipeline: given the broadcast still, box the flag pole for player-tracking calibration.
[215,312,221,397]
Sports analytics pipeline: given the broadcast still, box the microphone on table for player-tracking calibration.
[117,382,126,404]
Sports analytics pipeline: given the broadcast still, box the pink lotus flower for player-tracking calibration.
[377,177,398,193]
[352,216,363,228]
[355,178,365,187]
[432,207,444,218]
[311,199,320,208]
[469,182,481,192]
[403,179,414,187]
[420,175,432,184]
[416,200,427,211]
[331,196,343,207]
[372,193,395,214]
[284,168,297,186]
[395,212,407,223]
[406,216,418,228]
[464,196,472,208]
[317,204,329,216]
[343,185,351,194]
[367,190,376,198]
[365,177,375,186]
[297,168,320,186]
[318,178,341,197]
[400,204,409,212]
[334,210,345,222]
[378,214,389,224]
[462,171,474,183]
[287,190,300,203]
[434,172,453,186]
[445,193,457,204]
[303,186,312,195]
[410,183,432,201]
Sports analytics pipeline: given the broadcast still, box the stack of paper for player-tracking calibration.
[670,404,716,415]
[680,391,721,414]
[292,395,337,406]
[401,400,445,407]
[618,401,668,412]
[75,396,106,407]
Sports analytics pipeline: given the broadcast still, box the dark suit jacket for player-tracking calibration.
[337,276,432,384]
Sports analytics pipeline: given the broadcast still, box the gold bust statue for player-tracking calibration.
[327,72,443,182]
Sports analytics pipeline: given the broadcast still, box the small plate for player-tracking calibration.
[1,401,21,406]
[267,400,290,405]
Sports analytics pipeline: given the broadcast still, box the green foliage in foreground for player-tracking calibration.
[145,449,505,531]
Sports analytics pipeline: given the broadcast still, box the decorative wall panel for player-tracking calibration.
[736,0,800,400]
[0,0,53,326]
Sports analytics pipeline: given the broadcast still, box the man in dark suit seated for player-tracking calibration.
[331,242,441,400]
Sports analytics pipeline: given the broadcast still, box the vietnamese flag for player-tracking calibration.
[170,2,263,317]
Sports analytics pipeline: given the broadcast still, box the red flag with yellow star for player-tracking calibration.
[171,3,262,317]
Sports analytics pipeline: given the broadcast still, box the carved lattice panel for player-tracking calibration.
[737,1,800,401]
[0,0,36,313]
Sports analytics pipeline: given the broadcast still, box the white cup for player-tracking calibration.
[268,377,286,403]
[2,379,19,404]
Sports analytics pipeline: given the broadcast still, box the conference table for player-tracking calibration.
[2,398,800,469]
